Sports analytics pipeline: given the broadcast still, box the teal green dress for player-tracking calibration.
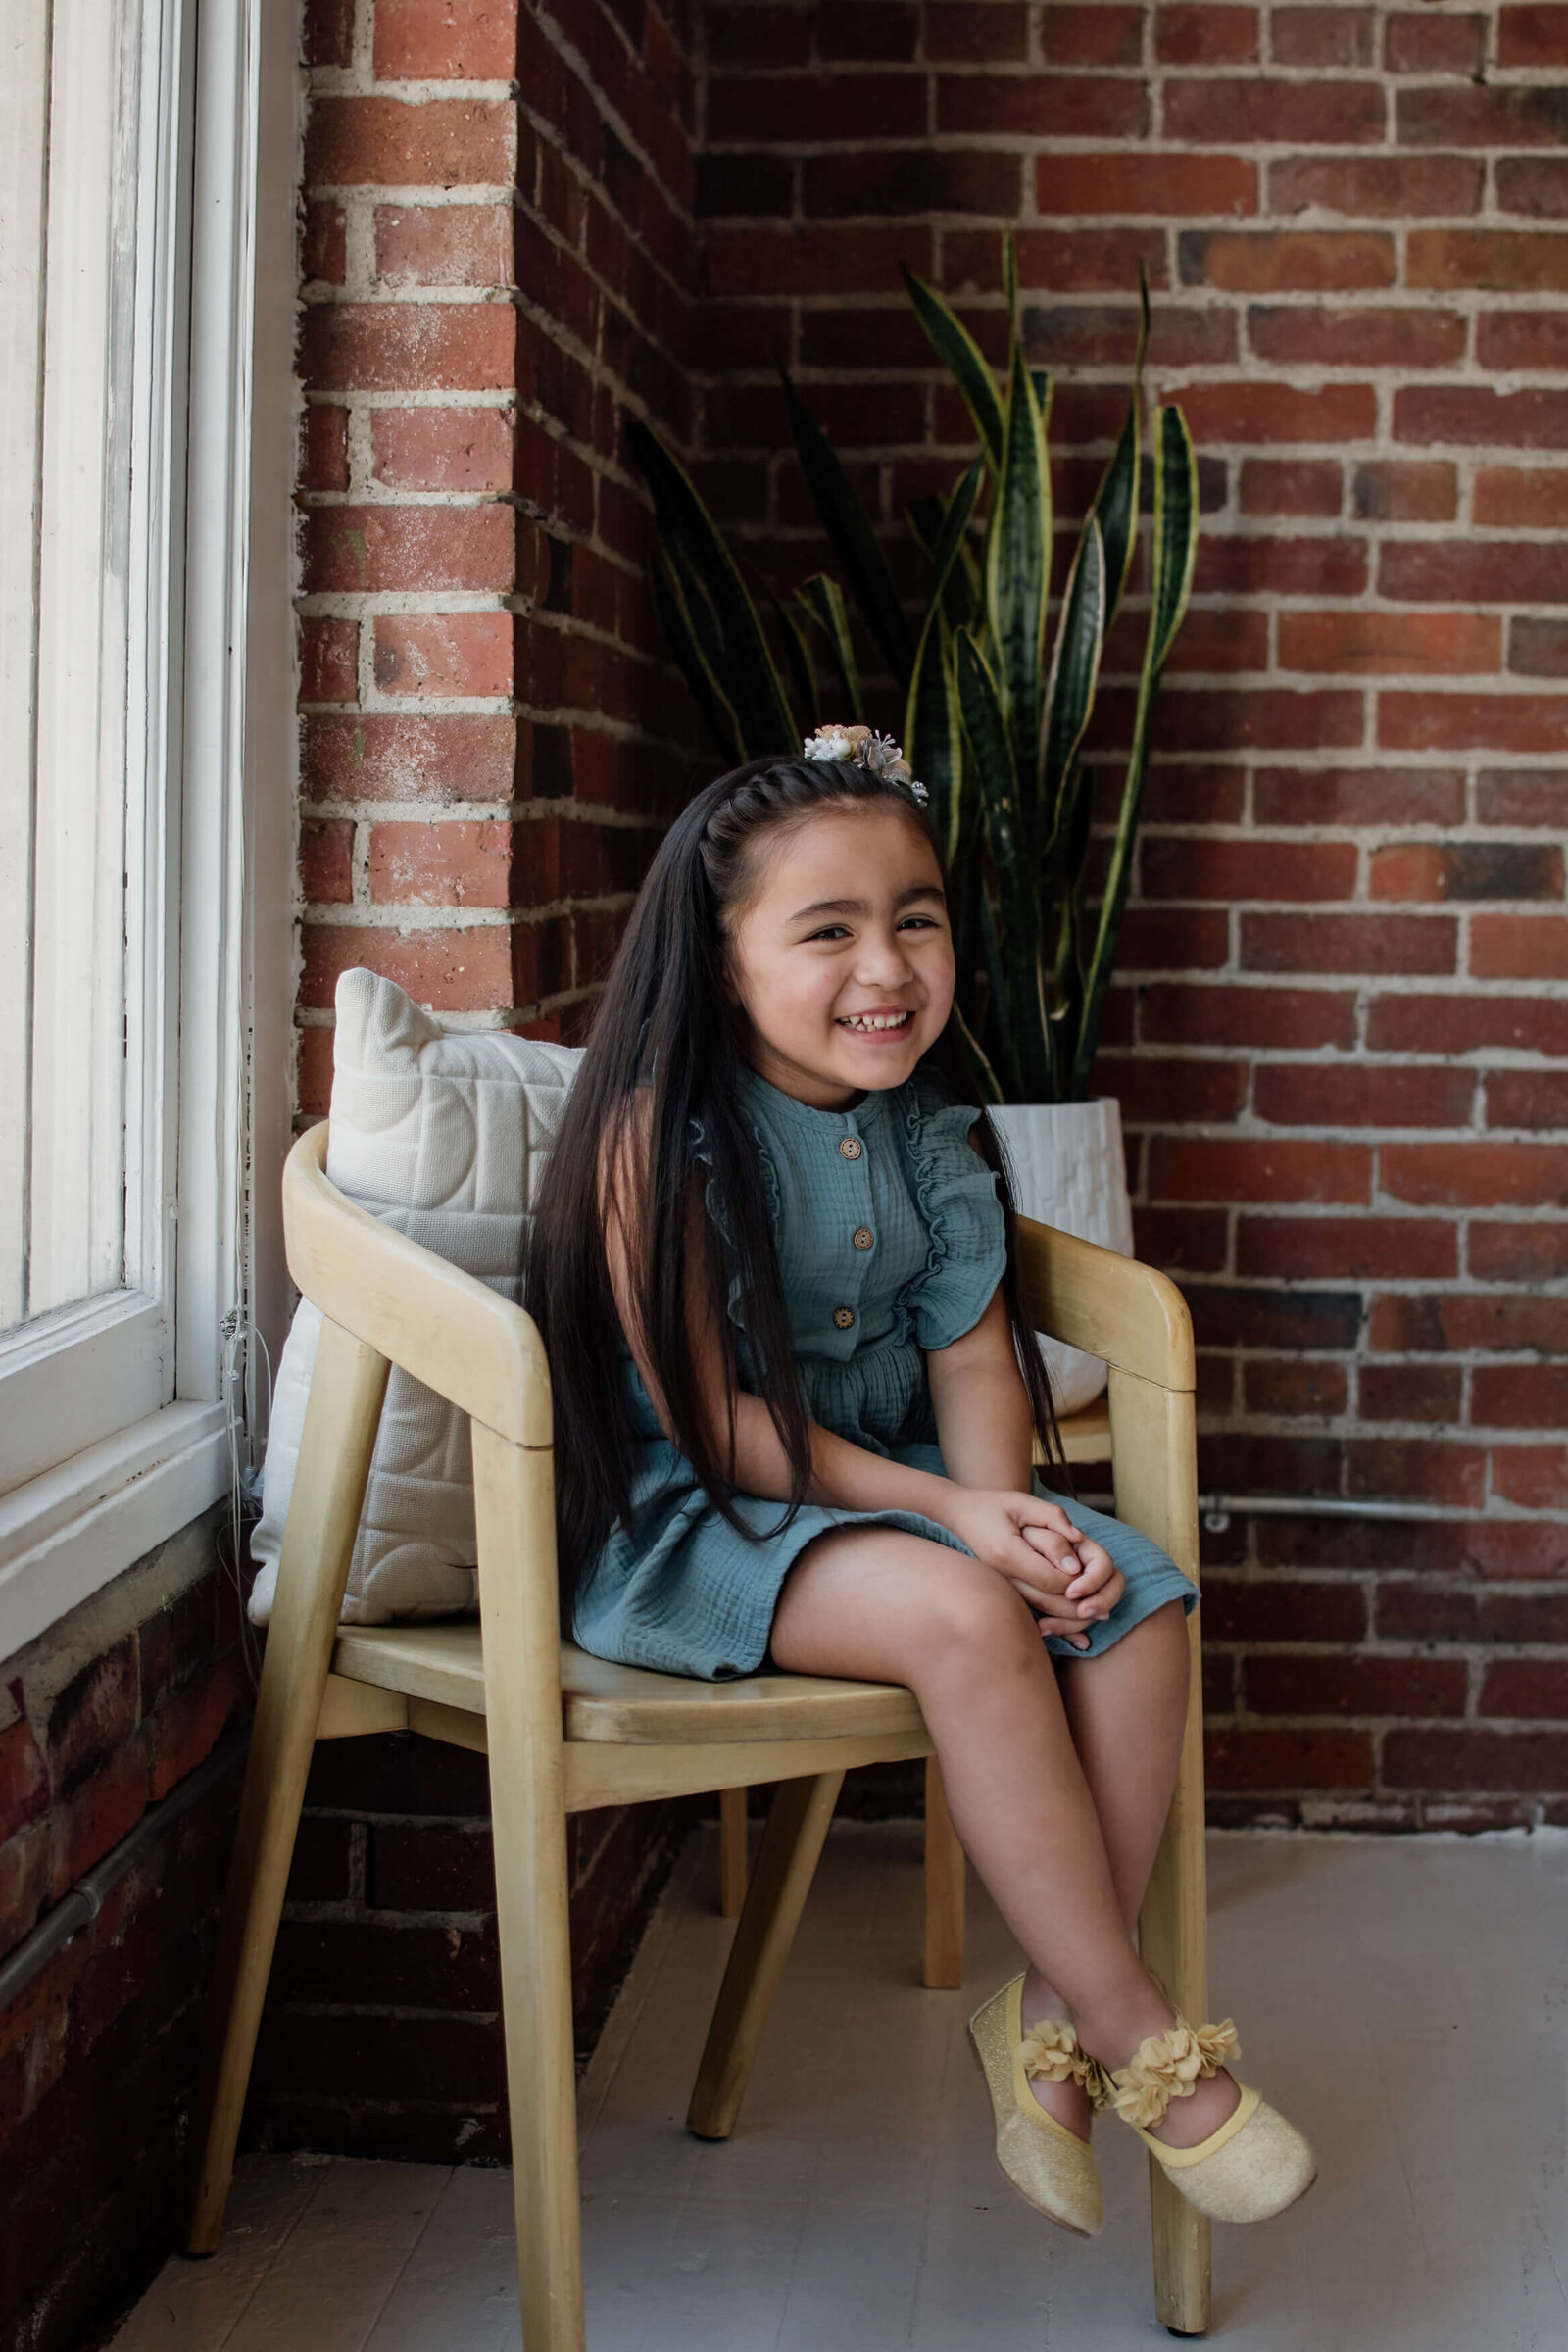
[572,1062,1198,1681]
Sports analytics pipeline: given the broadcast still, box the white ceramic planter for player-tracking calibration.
[986,1098,1134,1418]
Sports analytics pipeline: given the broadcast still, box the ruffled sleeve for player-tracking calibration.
[896,1075,1007,1351]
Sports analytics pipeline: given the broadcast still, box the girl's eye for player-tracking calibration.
[805,915,941,943]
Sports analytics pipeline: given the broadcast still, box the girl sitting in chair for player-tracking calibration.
[525,732,1313,2239]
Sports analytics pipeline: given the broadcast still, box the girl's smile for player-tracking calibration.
[721,803,955,1110]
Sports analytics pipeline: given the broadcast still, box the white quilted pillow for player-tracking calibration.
[248,967,581,1625]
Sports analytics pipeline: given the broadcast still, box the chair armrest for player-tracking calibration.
[1013,1214,1194,1396]
[281,1122,552,1448]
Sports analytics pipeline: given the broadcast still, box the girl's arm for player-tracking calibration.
[923,1282,1037,1493]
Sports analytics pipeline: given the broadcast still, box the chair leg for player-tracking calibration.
[922,1754,965,1989]
[718,1786,749,1917]
[687,1769,843,2140]
[1139,1611,1212,2337]
[183,1319,390,2253]
[472,1426,584,2352]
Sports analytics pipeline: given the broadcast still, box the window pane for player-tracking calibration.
[1,0,142,1330]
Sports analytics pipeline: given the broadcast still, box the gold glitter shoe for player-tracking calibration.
[1104,2017,1316,2224]
[967,1973,1103,2237]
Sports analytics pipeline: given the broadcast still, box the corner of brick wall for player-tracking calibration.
[694,0,1568,1828]
[0,1517,248,2352]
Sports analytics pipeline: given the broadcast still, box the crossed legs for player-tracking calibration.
[769,1524,1234,2147]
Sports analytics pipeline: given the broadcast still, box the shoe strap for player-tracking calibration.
[1016,2017,1113,2113]
[1103,2016,1241,2131]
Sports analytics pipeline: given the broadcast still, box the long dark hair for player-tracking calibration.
[523,754,1067,1609]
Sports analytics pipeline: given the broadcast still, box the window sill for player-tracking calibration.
[0,1401,228,1662]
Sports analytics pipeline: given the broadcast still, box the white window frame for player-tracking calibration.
[0,0,296,1660]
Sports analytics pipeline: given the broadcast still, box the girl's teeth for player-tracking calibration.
[839,1012,909,1031]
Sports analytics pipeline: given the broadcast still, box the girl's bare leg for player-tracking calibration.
[770,1534,1234,2147]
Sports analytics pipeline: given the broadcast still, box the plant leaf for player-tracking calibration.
[901,263,1005,471]
[628,417,797,756]
[984,335,1051,805]
[796,572,862,715]
[769,587,815,733]
[1070,403,1200,1099]
[648,551,741,764]
[956,628,1051,1097]
[905,611,964,867]
[780,369,914,691]
[1041,516,1105,824]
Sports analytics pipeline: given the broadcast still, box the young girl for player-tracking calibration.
[526,732,1313,2241]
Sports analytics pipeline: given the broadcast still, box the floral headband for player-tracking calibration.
[802,723,929,808]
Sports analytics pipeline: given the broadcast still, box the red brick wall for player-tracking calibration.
[691,1,1568,1826]
[0,1526,247,2351]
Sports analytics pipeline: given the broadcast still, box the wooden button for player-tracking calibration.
[832,1306,855,1329]
[853,1227,874,1250]
[838,1137,862,1159]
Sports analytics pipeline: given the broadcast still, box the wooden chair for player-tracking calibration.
[183,1121,1210,2344]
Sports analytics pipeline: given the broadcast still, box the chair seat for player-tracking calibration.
[330,1621,927,1747]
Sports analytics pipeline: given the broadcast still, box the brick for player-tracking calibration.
[305,97,516,187]
[1027,302,1239,371]
[1178,379,1376,445]
[373,0,517,79]
[696,153,796,218]
[1346,1437,1486,1508]
[936,75,1151,141]
[1367,993,1566,1056]
[0,1717,49,1845]
[1131,1204,1230,1271]
[299,402,349,493]
[1480,1660,1568,1720]
[1384,1729,1568,1792]
[1399,84,1568,148]
[1182,230,1393,292]
[1371,1291,1568,1354]
[1249,1653,1466,1717]
[1473,467,1568,529]
[1513,615,1568,672]
[300,504,514,594]
[817,2,922,62]
[1476,769,1567,827]
[1236,1215,1456,1281]
[303,712,516,803]
[300,920,530,1013]
[705,223,932,297]
[1472,914,1568,980]
[1382,1585,1568,1644]
[299,817,354,905]
[802,149,1023,219]
[1201,1575,1367,1642]
[1496,156,1568,219]
[300,303,515,395]
[1350,461,1456,523]
[1239,459,1340,517]
[1149,1137,1371,1204]
[47,1643,138,1802]
[368,819,518,906]
[1140,837,1353,902]
[1165,78,1385,145]
[1272,7,1375,68]
[1481,313,1568,374]
[1243,1358,1348,1417]
[1396,386,1568,452]
[1269,153,1483,216]
[1280,611,1499,678]
[371,406,514,493]
[1156,7,1259,65]
[1380,541,1567,605]
[1493,1443,1568,1510]
[1409,229,1568,296]
[1370,841,1562,901]
[1379,695,1568,759]
[1198,535,1368,600]
[965,226,1165,293]
[372,613,513,699]
[709,73,926,143]
[1358,1364,1463,1422]
[1205,1726,1373,1790]
[303,0,354,68]
[1112,906,1230,968]
[1097,1055,1247,1126]
[1498,5,1568,67]
[1254,1062,1475,1128]
[1386,10,1487,74]
[1488,1070,1568,1132]
[303,200,346,287]
[300,617,358,706]
[1241,911,1454,975]
[1474,1364,1568,1430]
[1252,766,1463,827]
[1154,686,1364,752]
[368,1822,496,1911]
[1037,6,1146,66]
[1382,1142,1568,1210]
[1141,983,1356,1050]
[1036,152,1257,219]
[1187,1285,1362,1349]
[705,5,811,66]
[1469,1221,1568,1282]
[374,204,513,287]
[1249,303,1464,368]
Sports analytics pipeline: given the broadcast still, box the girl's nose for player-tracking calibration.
[855,928,915,982]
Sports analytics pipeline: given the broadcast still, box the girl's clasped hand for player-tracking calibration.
[942,1490,1125,1648]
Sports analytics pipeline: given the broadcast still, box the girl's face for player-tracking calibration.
[721,802,956,1110]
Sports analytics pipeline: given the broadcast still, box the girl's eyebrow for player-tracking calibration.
[787,883,947,924]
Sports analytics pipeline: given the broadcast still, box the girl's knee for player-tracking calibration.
[903,1561,1039,1681]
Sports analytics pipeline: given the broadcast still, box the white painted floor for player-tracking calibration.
[115,1822,1568,2351]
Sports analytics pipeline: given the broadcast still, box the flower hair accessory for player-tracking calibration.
[802,722,929,808]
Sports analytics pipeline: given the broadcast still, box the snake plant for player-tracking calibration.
[628,236,1200,1105]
